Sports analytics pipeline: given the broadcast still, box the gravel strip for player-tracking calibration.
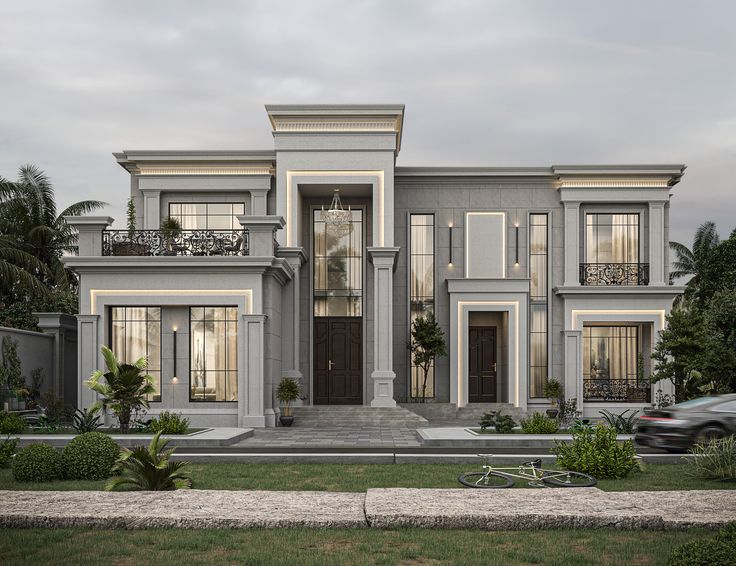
[364,488,736,530]
[0,490,367,529]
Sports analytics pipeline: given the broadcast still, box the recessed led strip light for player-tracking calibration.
[558,179,670,188]
[137,167,272,176]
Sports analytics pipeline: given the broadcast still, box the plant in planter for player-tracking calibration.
[112,197,148,256]
[276,377,300,427]
[85,346,156,433]
[478,410,516,434]
[160,216,182,255]
[543,378,563,418]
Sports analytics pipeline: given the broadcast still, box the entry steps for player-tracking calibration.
[290,406,429,428]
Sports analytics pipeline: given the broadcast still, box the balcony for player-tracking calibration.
[583,378,651,403]
[102,229,249,257]
[579,263,649,286]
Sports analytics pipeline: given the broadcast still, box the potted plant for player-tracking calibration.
[543,378,563,419]
[160,216,182,255]
[276,377,300,427]
[113,197,148,256]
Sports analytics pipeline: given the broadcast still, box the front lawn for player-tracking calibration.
[0,462,733,492]
[0,527,708,566]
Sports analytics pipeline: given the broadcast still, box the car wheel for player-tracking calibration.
[696,425,726,444]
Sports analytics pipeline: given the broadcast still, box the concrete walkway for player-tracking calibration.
[230,427,420,448]
[1,488,734,530]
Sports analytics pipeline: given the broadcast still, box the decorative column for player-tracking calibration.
[278,247,307,404]
[250,189,270,216]
[77,314,100,409]
[140,189,161,229]
[562,202,581,286]
[237,215,285,256]
[240,314,268,427]
[563,330,583,413]
[63,216,113,256]
[367,247,400,407]
[648,202,666,286]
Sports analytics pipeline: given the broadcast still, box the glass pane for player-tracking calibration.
[207,215,232,230]
[207,203,231,215]
[233,203,245,215]
[227,371,238,401]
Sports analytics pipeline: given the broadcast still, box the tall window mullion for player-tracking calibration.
[409,213,435,399]
[529,214,548,398]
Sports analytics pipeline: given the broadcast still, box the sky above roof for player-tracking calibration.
[1,0,734,245]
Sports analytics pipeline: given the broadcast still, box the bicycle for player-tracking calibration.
[458,454,597,488]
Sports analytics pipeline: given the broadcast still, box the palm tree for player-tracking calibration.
[669,221,720,284]
[0,164,106,291]
[86,346,156,433]
[106,432,192,491]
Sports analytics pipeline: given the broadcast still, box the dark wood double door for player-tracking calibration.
[468,326,498,403]
[314,317,362,404]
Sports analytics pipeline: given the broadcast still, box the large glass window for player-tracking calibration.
[583,326,638,382]
[529,214,548,398]
[169,202,245,230]
[190,307,238,402]
[409,213,435,399]
[585,214,639,264]
[313,209,363,317]
[110,307,161,401]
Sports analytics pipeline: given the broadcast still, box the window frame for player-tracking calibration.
[188,306,239,403]
[584,212,641,265]
[167,202,246,231]
[528,212,550,399]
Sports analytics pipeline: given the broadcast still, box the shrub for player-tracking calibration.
[520,412,559,434]
[72,406,102,434]
[106,432,192,491]
[685,435,736,481]
[543,378,563,400]
[570,418,594,433]
[0,411,26,434]
[478,411,516,434]
[0,435,18,467]
[599,408,639,434]
[62,432,120,480]
[554,424,638,479]
[149,411,190,435]
[12,443,63,482]
[668,522,736,566]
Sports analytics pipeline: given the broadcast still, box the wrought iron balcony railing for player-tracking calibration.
[583,378,651,403]
[579,263,649,286]
[102,229,249,257]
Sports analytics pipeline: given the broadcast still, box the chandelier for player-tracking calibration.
[321,188,352,236]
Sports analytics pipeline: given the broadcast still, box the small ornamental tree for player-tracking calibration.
[126,196,136,240]
[408,312,447,403]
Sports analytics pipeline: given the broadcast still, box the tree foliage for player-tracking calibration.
[408,312,447,402]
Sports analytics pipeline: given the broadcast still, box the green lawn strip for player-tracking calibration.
[0,527,707,566]
[0,463,733,492]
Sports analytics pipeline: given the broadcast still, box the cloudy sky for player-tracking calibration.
[1,0,734,245]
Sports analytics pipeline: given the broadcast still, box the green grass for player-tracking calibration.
[0,527,708,566]
[0,462,734,492]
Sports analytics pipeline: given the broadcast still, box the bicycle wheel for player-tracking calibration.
[458,471,514,488]
[541,471,597,488]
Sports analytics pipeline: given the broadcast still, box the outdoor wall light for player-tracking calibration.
[172,329,178,382]
[449,224,453,265]
[514,224,519,265]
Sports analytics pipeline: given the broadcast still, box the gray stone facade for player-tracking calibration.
[63,104,685,426]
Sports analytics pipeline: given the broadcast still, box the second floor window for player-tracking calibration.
[169,203,245,230]
[585,213,639,264]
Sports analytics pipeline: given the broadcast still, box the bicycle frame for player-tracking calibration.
[475,455,579,487]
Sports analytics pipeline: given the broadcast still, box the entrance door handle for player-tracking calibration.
[328,360,334,371]
[491,362,496,373]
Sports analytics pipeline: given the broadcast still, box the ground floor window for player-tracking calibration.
[583,325,648,401]
[190,307,238,402]
[110,307,161,401]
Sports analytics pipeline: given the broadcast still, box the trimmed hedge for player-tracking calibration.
[554,424,638,479]
[0,411,26,434]
[668,523,736,565]
[62,432,120,480]
[12,443,63,482]
[149,411,190,435]
[520,412,559,434]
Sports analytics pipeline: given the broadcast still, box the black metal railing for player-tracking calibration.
[583,379,651,402]
[579,263,649,286]
[102,229,249,257]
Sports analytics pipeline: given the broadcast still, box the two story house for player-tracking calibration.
[64,104,685,427]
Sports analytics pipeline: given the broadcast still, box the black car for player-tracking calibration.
[635,394,736,452]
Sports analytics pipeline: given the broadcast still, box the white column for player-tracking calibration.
[240,314,268,427]
[140,189,161,229]
[64,216,113,256]
[648,202,666,286]
[563,330,583,413]
[77,314,100,409]
[367,247,400,407]
[250,189,269,216]
[278,247,307,405]
[563,202,581,286]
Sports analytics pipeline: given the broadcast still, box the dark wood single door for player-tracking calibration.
[314,317,362,404]
[468,326,497,403]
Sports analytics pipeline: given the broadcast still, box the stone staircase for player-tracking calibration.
[290,406,429,428]
[400,403,527,425]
